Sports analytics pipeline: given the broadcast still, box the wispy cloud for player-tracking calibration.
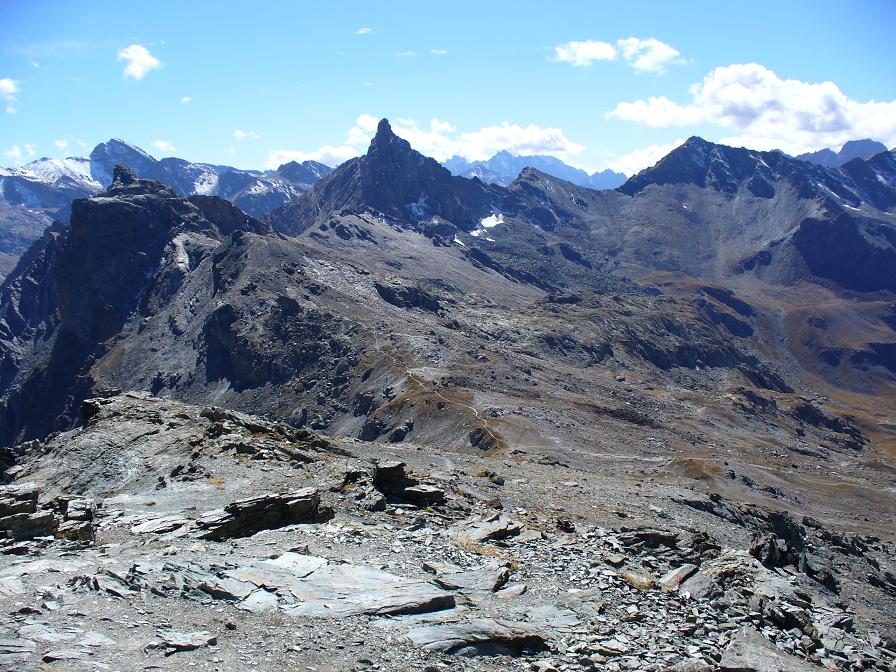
[5,145,23,163]
[395,51,415,58]
[118,44,162,80]
[551,37,683,74]
[233,129,260,140]
[153,139,177,153]
[180,96,192,104]
[355,27,373,35]
[429,48,448,55]
[53,139,68,151]
[0,78,21,114]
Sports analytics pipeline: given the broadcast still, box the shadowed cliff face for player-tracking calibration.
[0,166,271,444]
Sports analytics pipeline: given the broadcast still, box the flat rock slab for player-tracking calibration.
[423,560,510,592]
[404,618,548,656]
[720,627,819,672]
[150,630,217,655]
[130,514,191,534]
[449,514,523,544]
[127,552,455,619]
[279,562,456,617]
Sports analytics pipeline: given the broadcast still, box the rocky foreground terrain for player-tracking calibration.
[0,391,893,672]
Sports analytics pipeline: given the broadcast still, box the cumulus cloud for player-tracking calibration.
[355,27,373,35]
[118,44,162,80]
[551,37,682,74]
[603,139,686,176]
[1,77,20,113]
[265,115,585,169]
[233,129,261,140]
[153,139,177,153]
[551,40,616,67]
[180,96,191,104]
[608,63,896,154]
[53,139,68,151]
[615,37,684,74]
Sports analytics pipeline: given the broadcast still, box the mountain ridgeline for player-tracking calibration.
[0,119,893,452]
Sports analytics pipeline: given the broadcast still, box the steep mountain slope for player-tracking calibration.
[445,150,626,189]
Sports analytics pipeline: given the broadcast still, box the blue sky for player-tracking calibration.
[2,0,895,175]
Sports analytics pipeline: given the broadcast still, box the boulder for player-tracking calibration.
[196,488,321,541]
[0,483,39,517]
[659,564,698,592]
[0,510,58,540]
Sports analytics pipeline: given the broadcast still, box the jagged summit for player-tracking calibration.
[268,118,506,235]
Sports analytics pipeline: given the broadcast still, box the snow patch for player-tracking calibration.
[479,212,504,229]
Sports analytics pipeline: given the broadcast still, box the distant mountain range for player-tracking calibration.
[443,150,627,189]
[0,134,891,282]
[796,139,888,167]
[0,140,331,276]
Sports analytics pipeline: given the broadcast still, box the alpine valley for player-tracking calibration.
[0,121,894,672]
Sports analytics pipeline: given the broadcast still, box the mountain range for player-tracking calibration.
[796,138,889,167]
[1,117,894,445]
[0,140,331,277]
[444,150,627,189]
[0,119,895,670]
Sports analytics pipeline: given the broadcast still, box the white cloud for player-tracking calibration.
[226,146,236,157]
[429,48,448,55]
[603,139,686,176]
[0,78,19,99]
[615,37,683,74]
[5,145,22,163]
[355,27,373,35]
[1,77,20,113]
[180,96,191,104]
[609,96,704,127]
[53,139,68,151]
[153,139,177,153]
[233,129,261,140]
[608,63,896,154]
[117,44,162,80]
[551,40,617,67]
[24,144,37,158]
[551,37,683,74]
[265,115,585,169]
[395,51,415,58]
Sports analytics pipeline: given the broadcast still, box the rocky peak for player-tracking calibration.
[112,164,136,187]
[269,118,506,235]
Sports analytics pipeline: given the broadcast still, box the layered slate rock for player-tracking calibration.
[111,552,456,619]
[196,488,322,541]
[719,627,820,672]
[404,619,548,656]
